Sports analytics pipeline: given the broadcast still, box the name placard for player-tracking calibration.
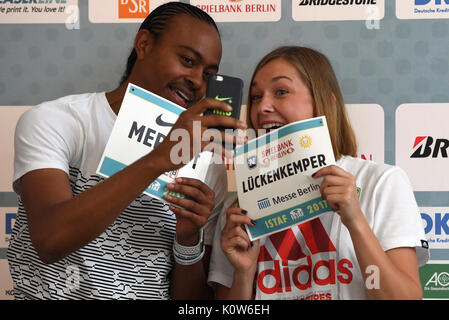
[234,116,335,240]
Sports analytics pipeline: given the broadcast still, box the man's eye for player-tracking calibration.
[203,71,214,79]
[182,56,194,66]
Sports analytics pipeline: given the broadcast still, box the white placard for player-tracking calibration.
[0,107,32,192]
[89,0,177,23]
[97,83,212,203]
[396,0,449,20]
[234,116,335,240]
[191,0,281,22]
[396,103,449,191]
[292,0,384,22]
[0,0,78,24]
[346,104,384,163]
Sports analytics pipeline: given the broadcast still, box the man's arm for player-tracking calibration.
[21,97,245,265]
[170,246,214,299]
[21,151,165,264]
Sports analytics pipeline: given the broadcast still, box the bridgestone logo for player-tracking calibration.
[411,136,449,158]
[299,0,377,5]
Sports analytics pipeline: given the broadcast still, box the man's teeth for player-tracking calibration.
[176,90,190,103]
[262,123,284,130]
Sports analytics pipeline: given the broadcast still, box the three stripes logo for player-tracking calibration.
[257,197,271,210]
[257,218,354,295]
[258,218,336,264]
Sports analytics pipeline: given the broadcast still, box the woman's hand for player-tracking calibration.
[313,165,365,230]
[221,208,260,275]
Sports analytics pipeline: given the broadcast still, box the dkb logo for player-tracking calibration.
[421,212,449,235]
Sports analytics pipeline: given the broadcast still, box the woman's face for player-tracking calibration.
[249,58,315,132]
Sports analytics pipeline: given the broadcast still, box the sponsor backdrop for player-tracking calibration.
[0,0,448,299]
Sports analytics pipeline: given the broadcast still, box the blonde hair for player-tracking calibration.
[247,46,357,160]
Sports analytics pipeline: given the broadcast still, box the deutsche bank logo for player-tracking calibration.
[257,197,271,210]
[415,0,449,5]
[247,155,257,169]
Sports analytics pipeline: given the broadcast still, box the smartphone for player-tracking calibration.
[204,74,243,130]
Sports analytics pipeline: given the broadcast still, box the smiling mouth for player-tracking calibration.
[176,90,192,104]
[170,86,193,107]
[261,123,284,132]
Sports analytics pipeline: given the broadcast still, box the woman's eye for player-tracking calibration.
[276,89,289,96]
[251,94,262,102]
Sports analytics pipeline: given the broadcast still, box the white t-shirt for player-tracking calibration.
[8,92,227,299]
[208,156,429,300]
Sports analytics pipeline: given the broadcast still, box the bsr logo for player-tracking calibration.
[421,213,449,235]
[415,0,449,5]
[119,0,150,19]
[411,136,449,158]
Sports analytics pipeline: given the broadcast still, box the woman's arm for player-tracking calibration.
[314,165,422,299]
[217,208,260,300]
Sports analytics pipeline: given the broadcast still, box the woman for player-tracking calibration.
[208,46,428,300]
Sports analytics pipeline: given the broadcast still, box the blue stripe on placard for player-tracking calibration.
[129,84,184,116]
[247,196,332,239]
[99,156,126,176]
[98,156,192,201]
[235,117,324,157]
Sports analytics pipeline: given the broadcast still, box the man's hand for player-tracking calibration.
[165,177,215,245]
[150,97,247,173]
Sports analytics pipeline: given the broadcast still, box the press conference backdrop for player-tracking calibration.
[0,0,448,300]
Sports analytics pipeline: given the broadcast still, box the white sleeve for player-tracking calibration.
[371,166,429,266]
[13,104,80,195]
[207,192,238,289]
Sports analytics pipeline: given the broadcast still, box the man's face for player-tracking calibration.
[135,15,222,108]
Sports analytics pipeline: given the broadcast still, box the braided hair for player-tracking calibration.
[119,2,219,85]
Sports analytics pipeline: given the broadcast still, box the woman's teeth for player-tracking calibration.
[262,123,284,130]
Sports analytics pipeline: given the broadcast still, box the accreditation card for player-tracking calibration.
[96,83,212,203]
[234,116,335,241]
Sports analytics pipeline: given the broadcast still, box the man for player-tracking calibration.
[7,2,244,299]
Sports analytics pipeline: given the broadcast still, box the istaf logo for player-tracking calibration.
[257,218,353,295]
[411,136,449,158]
